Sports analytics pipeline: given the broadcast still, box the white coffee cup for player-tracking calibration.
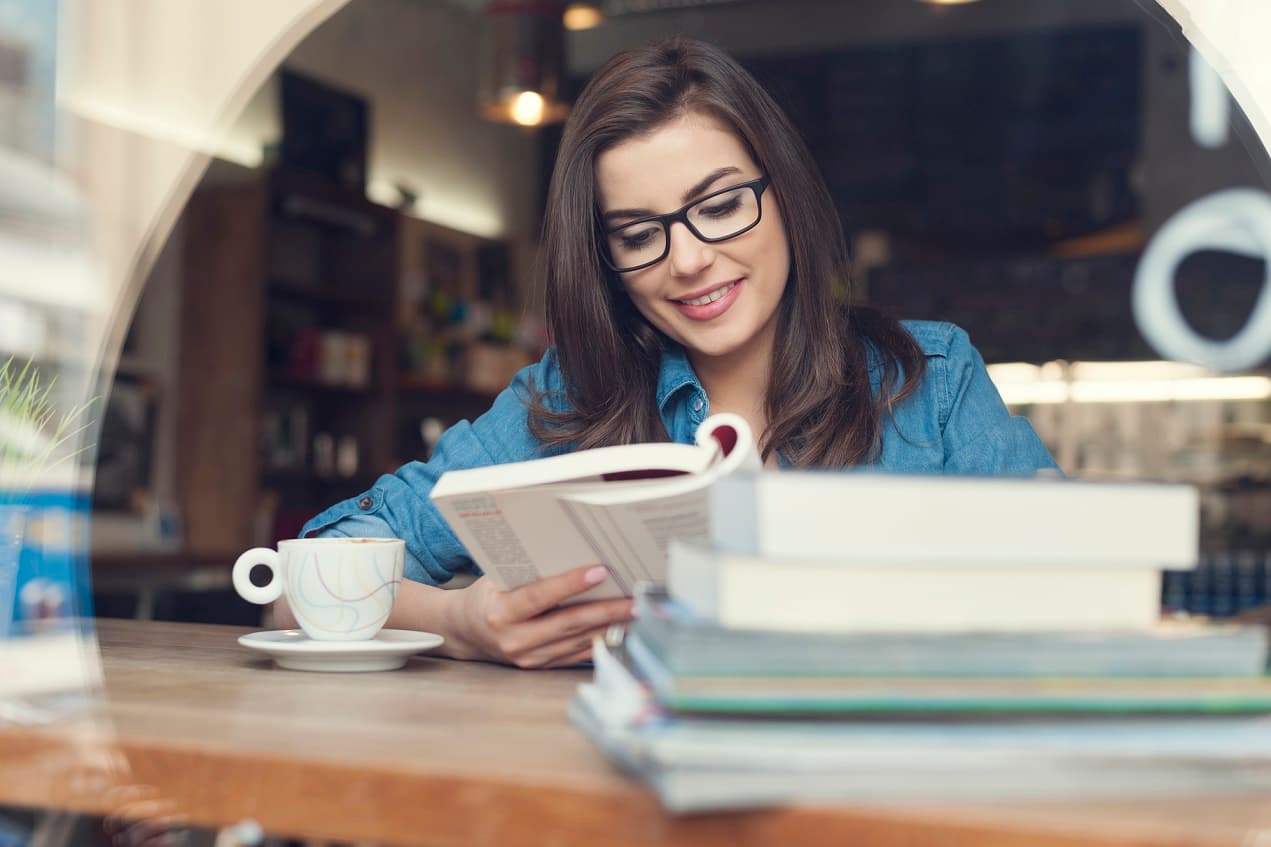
[233,537,405,641]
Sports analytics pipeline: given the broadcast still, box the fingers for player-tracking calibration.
[493,595,634,659]
[504,564,613,620]
[456,568,633,668]
[510,626,611,669]
[546,644,599,669]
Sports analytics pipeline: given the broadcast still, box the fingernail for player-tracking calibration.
[584,565,609,585]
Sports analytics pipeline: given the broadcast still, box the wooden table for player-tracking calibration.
[3,620,1271,847]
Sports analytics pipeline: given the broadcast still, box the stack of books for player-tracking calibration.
[569,473,1271,812]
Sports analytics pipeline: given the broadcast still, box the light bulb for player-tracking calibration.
[511,90,546,126]
[564,3,603,30]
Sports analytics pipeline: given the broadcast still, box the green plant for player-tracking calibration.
[0,357,95,497]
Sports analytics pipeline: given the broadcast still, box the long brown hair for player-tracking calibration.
[527,36,924,466]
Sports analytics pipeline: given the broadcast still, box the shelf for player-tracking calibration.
[91,550,234,575]
[398,377,497,406]
[268,166,396,237]
[261,467,380,487]
[114,355,166,378]
[1196,476,1271,490]
[1050,222,1145,259]
[268,280,392,310]
[268,372,373,394]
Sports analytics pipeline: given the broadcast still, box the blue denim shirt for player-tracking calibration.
[303,320,1059,584]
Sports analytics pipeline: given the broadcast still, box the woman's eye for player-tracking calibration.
[619,228,658,249]
[699,196,743,218]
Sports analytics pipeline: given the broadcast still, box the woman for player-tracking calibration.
[287,37,1058,667]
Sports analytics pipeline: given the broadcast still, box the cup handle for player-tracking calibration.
[233,548,282,605]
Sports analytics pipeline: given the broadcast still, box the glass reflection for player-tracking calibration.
[1,0,1270,843]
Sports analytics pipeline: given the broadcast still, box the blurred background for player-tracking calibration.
[1,0,1268,632]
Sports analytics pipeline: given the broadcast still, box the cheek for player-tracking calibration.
[620,274,660,308]
[749,213,791,287]
[773,253,791,295]
[619,277,668,326]
[747,238,790,300]
[772,240,792,296]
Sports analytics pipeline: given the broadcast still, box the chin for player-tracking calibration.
[676,331,752,361]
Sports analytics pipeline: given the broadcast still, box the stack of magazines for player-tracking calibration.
[571,589,1271,812]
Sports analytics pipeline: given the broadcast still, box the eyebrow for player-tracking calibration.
[601,166,743,224]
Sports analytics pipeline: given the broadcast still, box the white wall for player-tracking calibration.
[229,0,541,245]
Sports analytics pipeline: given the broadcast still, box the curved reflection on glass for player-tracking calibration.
[2,0,1271,844]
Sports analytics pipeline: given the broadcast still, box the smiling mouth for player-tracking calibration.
[674,281,738,306]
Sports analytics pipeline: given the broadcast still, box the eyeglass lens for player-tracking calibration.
[606,183,761,271]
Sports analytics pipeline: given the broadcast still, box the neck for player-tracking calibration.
[688,323,775,434]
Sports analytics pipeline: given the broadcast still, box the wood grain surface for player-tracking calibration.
[2,619,1271,846]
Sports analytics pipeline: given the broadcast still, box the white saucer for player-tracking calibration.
[238,629,445,672]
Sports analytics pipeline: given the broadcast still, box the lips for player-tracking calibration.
[675,280,738,306]
[671,278,743,321]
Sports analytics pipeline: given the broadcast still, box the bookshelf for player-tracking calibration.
[393,214,534,464]
[177,167,507,554]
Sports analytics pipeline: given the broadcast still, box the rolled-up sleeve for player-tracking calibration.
[937,326,1061,477]
[300,350,570,585]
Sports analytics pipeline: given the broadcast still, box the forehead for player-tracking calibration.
[594,111,756,208]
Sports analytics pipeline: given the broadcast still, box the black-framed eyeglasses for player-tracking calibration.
[600,176,770,273]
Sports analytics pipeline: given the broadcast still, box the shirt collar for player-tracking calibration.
[656,340,701,411]
[655,337,886,421]
[656,339,878,410]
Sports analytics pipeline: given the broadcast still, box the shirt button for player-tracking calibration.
[691,397,704,413]
[357,496,374,511]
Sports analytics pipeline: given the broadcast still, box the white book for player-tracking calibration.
[430,413,761,601]
[668,543,1168,633]
[710,472,1199,568]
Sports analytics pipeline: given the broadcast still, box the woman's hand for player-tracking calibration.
[441,565,635,668]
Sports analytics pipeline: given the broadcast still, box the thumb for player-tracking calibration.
[504,565,611,620]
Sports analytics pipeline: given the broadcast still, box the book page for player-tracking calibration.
[430,412,761,601]
[562,487,713,594]
[430,439,716,499]
[432,483,628,600]
[557,413,762,595]
[693,413,762,477]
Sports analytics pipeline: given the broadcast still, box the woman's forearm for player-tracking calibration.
[268,567,634,668]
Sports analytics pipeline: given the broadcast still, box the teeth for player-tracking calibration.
[679,281,736,306]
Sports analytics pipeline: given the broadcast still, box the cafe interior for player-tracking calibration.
[73,0,1270,626]
[3,0,1271,844]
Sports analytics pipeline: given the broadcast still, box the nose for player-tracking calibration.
[666,221,714,277]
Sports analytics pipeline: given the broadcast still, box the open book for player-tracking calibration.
[430,414,760,601]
